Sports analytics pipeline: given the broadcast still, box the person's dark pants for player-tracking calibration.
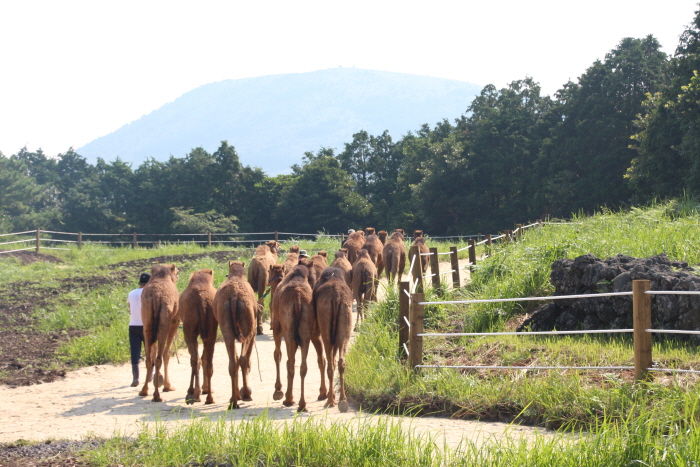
[129,325,144,365]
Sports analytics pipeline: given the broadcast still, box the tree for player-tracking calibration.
[169,207,238,233]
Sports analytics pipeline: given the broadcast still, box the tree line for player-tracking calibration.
[3,9,700,236]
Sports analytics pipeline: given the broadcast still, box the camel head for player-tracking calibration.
[394,229,405,236]
[150,264,179,282]
[317,251,328,259]
[289,245,300,254]
[335,249,348,259]
[365,227,376,236]
[413,230,424,239]
[266,241,281,254]
[268,264,285,292]
[227,261,246,278]
[188,268,214,286]
[378,230,388,244]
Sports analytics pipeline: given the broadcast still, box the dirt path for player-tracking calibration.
[0,258,554,449]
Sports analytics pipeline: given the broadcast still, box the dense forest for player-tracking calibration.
[3,10,700,236]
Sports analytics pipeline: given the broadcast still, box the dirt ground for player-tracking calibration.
[0,255,556,458]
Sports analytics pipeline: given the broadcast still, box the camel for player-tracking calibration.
[179,269,218,405]
[329,249,352,288]
[309,251,328,282]
[413,230,424,240]
[382,230,407,284]
[139,264,180,402]
[247,240,280,335]
[342,230,366,264]
[411,235,430,273]
[361,233,383,268]
[365,227,376,236]
[282,245,300,275]
[268,263,285,322]
[271,263,327,411]
[350,249,378,322]
[313,267,352,412]
[376,230,388,278]
[213,261,257,409]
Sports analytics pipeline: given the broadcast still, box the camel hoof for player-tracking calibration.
[297,404,307,413]
[339,401,349,413]
[228,401,239,410]
[317,393,327,401]
[130,380,139,387]
[138,390,148,397]
[152,395,162,403]
[323,401,335,409]
[273,391,284,401]
[257,326,264,336]
[205,398,215,405]
[242,395,252,402]
[283,400,295,407]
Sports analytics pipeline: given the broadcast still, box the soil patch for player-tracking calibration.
[0,250,243,388]
[3,251,63,265]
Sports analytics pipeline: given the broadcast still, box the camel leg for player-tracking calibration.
[272,322,284,401]
[202,332,216,404]
[311,334,327,401]
[184,333,201,405]
[283,338,297,407]
[338,344,348,413]
[138,339,155,397]
[297,339,311,412]
[152,340,166,403]
[161,319,179,392]
[323,341,336,408]
[239,339,253,401]
[227,338,241,409]
[256,298,264,336]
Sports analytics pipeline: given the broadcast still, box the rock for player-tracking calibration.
[517,253,700,336]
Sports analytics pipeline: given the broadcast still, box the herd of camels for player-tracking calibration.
[137,228,430,412]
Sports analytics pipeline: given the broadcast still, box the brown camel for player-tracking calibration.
[268,263,285,321]
[313,267,352,412]
[309,251,328,282]
[382,230,407,284]
[329,249,352,288]
[342,230,365,264]
[365,227,376,236]
[213,261,257,409]
[282,250,300,275]
[179,269,218,405]
[271,263,327,411]
[413,229,424,240]
[411,235,430,273]
[361,233,383,268]
[139,264,180,402]
[350,249,378,322]
[247,240,280,335]
[376,230,388,278]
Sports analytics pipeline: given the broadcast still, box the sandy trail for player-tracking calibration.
[0,258,554,448]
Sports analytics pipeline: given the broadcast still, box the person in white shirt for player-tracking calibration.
[127,272,150,387]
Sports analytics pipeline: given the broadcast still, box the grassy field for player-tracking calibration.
[5,206,700,465]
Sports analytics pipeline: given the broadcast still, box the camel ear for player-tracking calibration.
[205,269,213,276]
[229,261,233,267]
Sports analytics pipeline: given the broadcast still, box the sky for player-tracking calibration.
[1,0,698,158]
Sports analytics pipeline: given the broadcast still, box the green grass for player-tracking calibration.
[346,201,700,430]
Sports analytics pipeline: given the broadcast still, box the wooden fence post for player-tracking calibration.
[78,232,82,249]
[537,218,543,226]
[409,245,423,294]
[35,228,40,253]
[133,232,138,249]
[399,281,410,359]
[429,247,441,294]
[409,292,424,372]
[468,239,476,269]
[275,231,279,242]
[516,224,523,241]
[633,279,653,382]
[207,232,212,247]
[449,246,461,288]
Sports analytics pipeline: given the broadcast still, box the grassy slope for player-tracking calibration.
[346,202,700,429]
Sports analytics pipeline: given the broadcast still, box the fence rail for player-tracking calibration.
[399,280,700,381]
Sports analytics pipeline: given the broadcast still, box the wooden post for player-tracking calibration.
[132,232,138,249]
[35,228,40,253]
[468,239,476,269]
[537,219,543,226]
[449,246,460,288]
[477,233,483,242]
[275,231,279,242]
[399,281,410,359]
[207,232,212,247]
[516,224,523,241]
[156,239,161,248]
[429,247,440,294]
[633,279,653,382]
[341,233,345,246]
[409,245,423,294]
[409,292,424,372]
[77,232,82,249]
[485,233,492,257]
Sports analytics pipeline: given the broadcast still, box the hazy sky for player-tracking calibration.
[1,0,697,158]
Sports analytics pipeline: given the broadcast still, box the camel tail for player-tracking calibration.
[388,251,399,280]
[329,294,338,347]
[293,296,303,346]
[226,297,244,343]
[150,296,161,344]
[197,295,208,340]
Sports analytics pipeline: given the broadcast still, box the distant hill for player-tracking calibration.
[78,68,482,175]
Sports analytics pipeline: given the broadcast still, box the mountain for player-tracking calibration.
[78,68,482,174]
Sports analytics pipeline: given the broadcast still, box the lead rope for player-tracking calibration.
[255,302,264,381]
